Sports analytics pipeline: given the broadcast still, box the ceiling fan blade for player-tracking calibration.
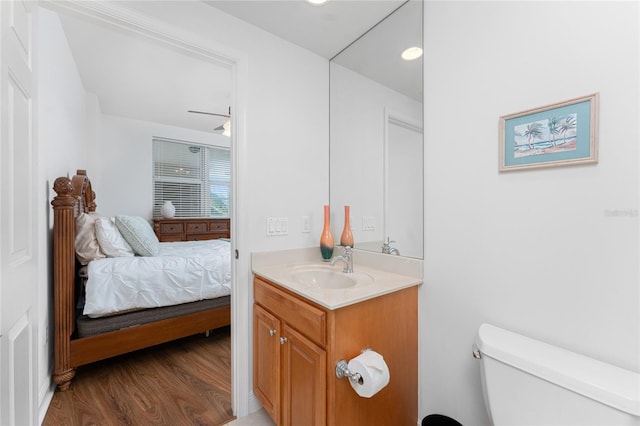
[188,110,230,118]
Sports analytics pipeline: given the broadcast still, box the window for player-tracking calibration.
[153,138,231,218]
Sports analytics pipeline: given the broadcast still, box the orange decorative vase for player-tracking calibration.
[340,205,354,247]
[320,205,334,260]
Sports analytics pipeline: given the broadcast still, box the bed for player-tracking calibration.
[51,170,231,390]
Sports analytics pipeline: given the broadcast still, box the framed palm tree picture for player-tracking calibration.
[499,93,599,171]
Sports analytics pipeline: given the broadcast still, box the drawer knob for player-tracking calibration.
[269,329,277,336]
[280,337,288,345]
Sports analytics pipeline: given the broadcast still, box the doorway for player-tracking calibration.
[39,0,248,418]
[384,111,424,259]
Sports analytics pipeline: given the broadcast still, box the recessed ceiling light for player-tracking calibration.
[401,46,423,61]
[306,0,328,5]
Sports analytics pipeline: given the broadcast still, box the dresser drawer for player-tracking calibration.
[186,234,216,241]
[154,218,230,243]
[254,277,326,347]
[186,222,208,234]
[209,221,229,232]
[160,234,185,242]
[160,223,184,234]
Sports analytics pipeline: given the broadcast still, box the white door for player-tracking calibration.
[0,1,39,425]
[385,115,423,259]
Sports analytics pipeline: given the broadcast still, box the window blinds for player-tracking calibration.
[153,138,230,218]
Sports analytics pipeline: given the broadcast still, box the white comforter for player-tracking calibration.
[84,239,231,318]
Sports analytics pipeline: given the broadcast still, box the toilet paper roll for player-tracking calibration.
[347,350,390,398]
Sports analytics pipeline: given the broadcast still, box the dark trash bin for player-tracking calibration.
[422,414,463,426]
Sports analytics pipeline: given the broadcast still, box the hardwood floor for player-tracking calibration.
[43,326,234,426]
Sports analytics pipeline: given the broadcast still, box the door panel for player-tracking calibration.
[7,314,32,426]
[253,305,280,424]
[281,324,326,426]
[1,1,38,424]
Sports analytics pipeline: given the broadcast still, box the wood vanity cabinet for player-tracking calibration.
[152,218,229,242]
[253,275,418,426]
[254,277,327,425]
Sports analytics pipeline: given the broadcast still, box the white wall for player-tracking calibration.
[421,2,639,424]
[38,9,88,179]
[96,114,229,218]
[37,8,90,417]
[330,64,422,248]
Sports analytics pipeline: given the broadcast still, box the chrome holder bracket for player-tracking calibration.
[335,360,363,385]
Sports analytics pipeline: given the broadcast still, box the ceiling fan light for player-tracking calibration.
[223,120,231,137]
[306,0,328,5]
[401,46,423,61]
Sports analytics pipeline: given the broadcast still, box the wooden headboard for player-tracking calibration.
[50,169,95,388]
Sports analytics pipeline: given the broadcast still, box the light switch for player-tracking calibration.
[362,216,376,231]
[266,217,289,236]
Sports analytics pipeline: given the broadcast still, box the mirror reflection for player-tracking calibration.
[329,0,423,259]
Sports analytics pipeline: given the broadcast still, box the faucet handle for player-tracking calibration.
[382,238,398,254]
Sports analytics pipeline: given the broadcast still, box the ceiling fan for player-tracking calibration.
[188,107,231,136]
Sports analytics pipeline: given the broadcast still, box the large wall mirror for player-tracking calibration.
[329,0,423,259]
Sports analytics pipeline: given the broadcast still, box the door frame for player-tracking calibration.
[383,107,423,255]
[39,0,252,416]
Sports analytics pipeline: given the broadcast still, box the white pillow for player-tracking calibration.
[95,216,135,257]
[115,215,160,257]
[74,212,106,265]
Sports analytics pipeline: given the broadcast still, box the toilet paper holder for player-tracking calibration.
[335,360,363,385]
[335,348,372,385]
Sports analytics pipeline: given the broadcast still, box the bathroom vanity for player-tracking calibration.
[252,248,422,426]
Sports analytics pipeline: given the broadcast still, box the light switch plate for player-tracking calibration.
[266,217,289,236]
[362,216,376,231]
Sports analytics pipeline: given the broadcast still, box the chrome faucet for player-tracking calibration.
[382,238,400,256]
[330,246,353,273]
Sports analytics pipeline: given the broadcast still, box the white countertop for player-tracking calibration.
[251,247,423,310]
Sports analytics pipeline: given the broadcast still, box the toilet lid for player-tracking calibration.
[477,323,640,416]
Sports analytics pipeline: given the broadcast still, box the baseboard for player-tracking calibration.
[38,380,55,425]
[247,391,263,415]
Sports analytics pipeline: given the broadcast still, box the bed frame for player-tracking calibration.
[51,170,231,390]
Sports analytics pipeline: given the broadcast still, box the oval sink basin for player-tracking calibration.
[288,266,373,290]
[291,269,356,289]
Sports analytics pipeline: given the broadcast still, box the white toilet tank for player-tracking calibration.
[476,323,640,426]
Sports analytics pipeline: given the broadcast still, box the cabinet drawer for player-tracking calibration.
[209,221,229,232]
[254,277,326,347]
[160,223,184,234]
[186,222,208,234]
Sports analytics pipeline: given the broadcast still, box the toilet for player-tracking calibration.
[475,323,640,425]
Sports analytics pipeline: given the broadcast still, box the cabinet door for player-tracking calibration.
[281,324,326,426]
[254,305,281,424]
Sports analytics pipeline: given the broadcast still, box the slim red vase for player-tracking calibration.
[340,205,354,247]
[320,205,334,260]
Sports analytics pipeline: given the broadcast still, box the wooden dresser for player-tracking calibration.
[153,218,230,242]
